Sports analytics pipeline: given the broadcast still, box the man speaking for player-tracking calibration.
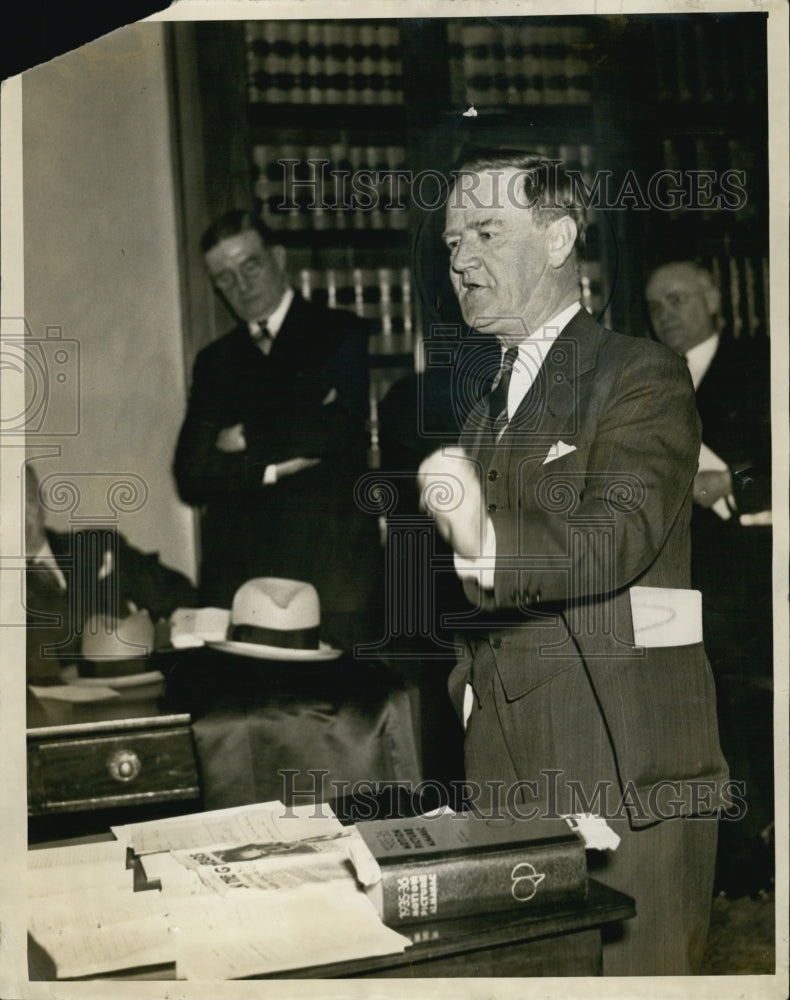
[418,151,728,976]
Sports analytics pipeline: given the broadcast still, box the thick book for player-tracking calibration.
[355,813,587,926]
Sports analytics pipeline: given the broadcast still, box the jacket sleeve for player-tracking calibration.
[173,348,272,505]
[731,338,772,515]
[115,532,198,620]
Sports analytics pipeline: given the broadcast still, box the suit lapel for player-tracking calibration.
[496,309,602,477]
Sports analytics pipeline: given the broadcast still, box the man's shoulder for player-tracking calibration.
[566,310,686,375]
[194,325,247,363]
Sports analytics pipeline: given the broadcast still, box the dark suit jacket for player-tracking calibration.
[26,528,196,682]
[173,294,382,648]
[688,335,772,633]
[452,308,728,826]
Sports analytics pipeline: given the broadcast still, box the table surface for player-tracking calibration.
[26,682,181,737]
[269,879,635,979]
[29,878,633,981]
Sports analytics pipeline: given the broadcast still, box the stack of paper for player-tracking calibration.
[28,801,411,980]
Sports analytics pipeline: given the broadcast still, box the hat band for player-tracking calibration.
[77,658,149,678]
[229,623,320,650]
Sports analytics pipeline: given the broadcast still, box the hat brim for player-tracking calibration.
[206,639,343,662]
[66,668,165,688]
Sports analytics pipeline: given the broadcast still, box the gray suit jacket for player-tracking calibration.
[451,308,729,826]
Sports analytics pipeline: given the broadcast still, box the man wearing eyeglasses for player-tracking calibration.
[174,210,381,650]
[645,260,773,899]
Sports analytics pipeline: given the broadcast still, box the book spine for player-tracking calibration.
[377,841,587,926]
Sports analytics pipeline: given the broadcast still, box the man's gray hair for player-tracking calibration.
[452,148,588,257]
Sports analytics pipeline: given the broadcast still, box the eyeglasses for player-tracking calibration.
[211,256,269,293]
[646,290,699,314]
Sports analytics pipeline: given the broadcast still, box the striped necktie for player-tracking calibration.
[489,346,518,439]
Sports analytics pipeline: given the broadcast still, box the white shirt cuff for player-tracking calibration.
[263,464,278,485]
[453,517,496,589]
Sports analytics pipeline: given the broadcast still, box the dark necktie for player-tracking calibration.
[489,346,518,438]
[250,321,272,355]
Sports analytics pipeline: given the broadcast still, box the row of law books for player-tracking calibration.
[28,800,602,978]
[447,21,594,107]
[253,142,410,232]
[649,19,762,107]
[297,266,415,350]
[708,255,770,341]
[252,140,600,233]
[246,20,403,105]
[657,136,762,222]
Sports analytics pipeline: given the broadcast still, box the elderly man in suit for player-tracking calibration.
[25,464,196,684]
[418,151,728,975]
[174,210,381,651]
[645,260,773,897]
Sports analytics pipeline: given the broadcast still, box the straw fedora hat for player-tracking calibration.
[208,577,342,661]
[77,610,156,680]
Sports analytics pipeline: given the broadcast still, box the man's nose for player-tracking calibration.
[649,300,673,323]
[451,237,480,273]
[237,269,258,294]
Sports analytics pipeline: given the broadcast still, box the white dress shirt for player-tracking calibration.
[454,302,583,587]
[249,286,294,351]
[684,334,719,390]
[31,539,67,590]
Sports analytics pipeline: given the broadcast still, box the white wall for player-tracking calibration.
[22,23,197,581]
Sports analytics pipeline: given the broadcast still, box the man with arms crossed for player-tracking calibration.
[418,151,728,975]
[174,211,380,650]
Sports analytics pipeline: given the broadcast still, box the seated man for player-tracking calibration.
[25,464,197,684]
[645,260,773,896]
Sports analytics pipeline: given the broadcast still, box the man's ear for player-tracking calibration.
[701,280,721,321]
[547,216,578,268]
[272,244,287,272]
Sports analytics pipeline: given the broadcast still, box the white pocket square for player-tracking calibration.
[322,387,338,406]
[542,440,577,465]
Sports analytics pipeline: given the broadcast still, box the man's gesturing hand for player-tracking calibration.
[417,447,485,558]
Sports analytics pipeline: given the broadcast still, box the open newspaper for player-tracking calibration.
[28,800,410,980]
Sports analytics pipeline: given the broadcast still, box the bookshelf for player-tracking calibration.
[592,13,769,340]
[171,14,768,421]
[240,17,611,448]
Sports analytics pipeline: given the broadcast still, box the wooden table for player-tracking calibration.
[271,879,635,978]
[28,878,633,980]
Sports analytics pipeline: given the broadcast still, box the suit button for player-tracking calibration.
[488,470,498,481]
[487,503,497,514]
[492,638,502,649]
